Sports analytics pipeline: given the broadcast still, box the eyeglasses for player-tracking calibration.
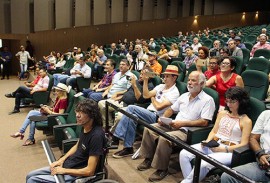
[221,62,230,66]
[225,99,238,104]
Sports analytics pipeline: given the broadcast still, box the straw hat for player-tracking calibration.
[54,83,69,92]
[162,65,179,76]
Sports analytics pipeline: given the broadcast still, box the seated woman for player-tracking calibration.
[159,43,179,61]
[179,86,252,183]
[10,83,69,146]
[206,57,244,109]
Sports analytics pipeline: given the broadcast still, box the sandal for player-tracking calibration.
[23,139,35,146]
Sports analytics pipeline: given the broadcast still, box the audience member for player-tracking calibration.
[234,36,246,49]
[98,59,136,125]
[137,71,215,182]
[180,86,252,183]
[10,83,69,146]
[183,47,198,69]
[111,65,180,160]
[191,37,202,53]
[0,46,12,80]
[25,99,106,183]
[250,34,270,57]
[80,59,117,99]
[5,68,49,114]
[221,110,270,183]
[206,57,244,108]
[144,52,162,75]
[228,40,243,58]
[204,56,221,80]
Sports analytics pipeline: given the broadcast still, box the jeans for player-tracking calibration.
[66,77,77,88]
[20,63,27,79]
[13,86,32,110]
[180,143,232,183]
[53,74,69,86]
[89,92,103,102]
[114,105,157,147]
[221,162,270,183]
[26,166,76,183]
[19,110,46,141]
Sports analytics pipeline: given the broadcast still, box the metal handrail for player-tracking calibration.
[105,101,255,183]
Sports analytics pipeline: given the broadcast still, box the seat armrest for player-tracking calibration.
[231,145,256,167]
[186,124,214,145]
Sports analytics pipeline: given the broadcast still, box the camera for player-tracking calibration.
[126,75,131,81]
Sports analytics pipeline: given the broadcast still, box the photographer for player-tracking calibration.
[209,40,221,57]
[221,110,270,183]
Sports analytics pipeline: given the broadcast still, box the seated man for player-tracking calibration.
[80,59,117,98]
[61,56,91,89]
[5,68,49,114]
[137,71,215,182]
[107,69,155,134]
[110,65,180,158]
[221,110,270,183]
[26,99,106,183]
[144,52,162,76]
[97,59,136,125]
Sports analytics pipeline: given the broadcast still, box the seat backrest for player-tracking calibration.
[66,96,85,124]
[246,97,266,126]
[246,57,270,74]
[65,89,76,113]
[241,48,250,66]
[176,80,188,94]
[171,61,186,82]
[232,56,244,75]
[203,87,220,122]
[157,59,169,73]
[253,49,270,60]
[241,70,269,100]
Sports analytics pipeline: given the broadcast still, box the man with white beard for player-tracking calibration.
[137,71,215,182]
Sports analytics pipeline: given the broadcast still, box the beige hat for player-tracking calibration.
[162,65,179,76]
[54,83,69,92]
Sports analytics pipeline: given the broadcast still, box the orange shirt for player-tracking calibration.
[151,61,162,75]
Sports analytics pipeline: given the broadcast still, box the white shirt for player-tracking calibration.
[15,51,31,64]
[171,90,215,131]
[252,110,270,153]
[147,84,180,116]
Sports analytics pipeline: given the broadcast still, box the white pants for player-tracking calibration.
[179,143,232,183]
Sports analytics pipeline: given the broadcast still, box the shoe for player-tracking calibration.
[137,158,152,171]
[23,139,35,146]
[10,132,24,140]
[112,147,133,159]
[107,136,119,149]
[8,109,20,115]
[148,169,168,182]
[5,93,14,98]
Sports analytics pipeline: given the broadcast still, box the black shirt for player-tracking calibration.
[63,126,105,169]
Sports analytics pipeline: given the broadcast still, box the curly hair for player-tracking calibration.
[225,86,250,115]
[75,99,102,127]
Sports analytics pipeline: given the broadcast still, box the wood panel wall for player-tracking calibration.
[0,11,269,75]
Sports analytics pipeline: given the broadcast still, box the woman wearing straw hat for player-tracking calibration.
[10,83,69,146]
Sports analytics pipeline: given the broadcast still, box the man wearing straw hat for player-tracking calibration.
[110,65,180,158]
[138,71,215,182]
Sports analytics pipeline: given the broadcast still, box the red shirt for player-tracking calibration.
[216,73,237,106]
[53,98,68,113]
